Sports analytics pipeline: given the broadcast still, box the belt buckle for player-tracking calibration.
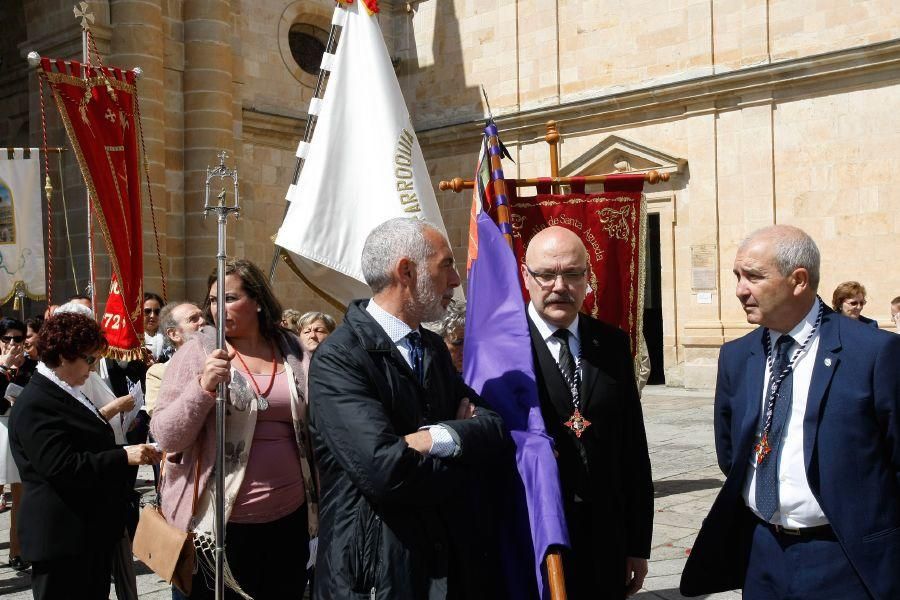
[773,524,802,536]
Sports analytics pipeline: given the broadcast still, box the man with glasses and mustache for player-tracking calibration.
[523,226,653,599]
[308,217,508,600]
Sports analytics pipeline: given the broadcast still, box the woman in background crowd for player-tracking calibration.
[0,317,37,571]
[297,311,335,354]
[143,292,167,362]
[431,300,465,373]
[9,312,160,598]
[832,281,879,328]
[152,259,318,600]
[281,308,302,334]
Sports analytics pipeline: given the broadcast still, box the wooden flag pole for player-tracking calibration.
[442,120,669,194]
[440,169,669,193]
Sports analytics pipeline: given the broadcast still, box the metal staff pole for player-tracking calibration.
[203,151,240,600]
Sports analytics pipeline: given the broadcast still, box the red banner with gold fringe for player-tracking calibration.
[39,58,144,359]
[490,174,646,356]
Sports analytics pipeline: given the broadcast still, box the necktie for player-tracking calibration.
[552,329,577,400]
[755,334,796,521]
[407,330,425,385]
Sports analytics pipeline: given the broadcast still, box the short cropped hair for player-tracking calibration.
[37,312,107,368]
[360,218,439,294]
[892,296,900,306]
[740,226,821,290]
[832,281,866,311]
[298,311,336,333]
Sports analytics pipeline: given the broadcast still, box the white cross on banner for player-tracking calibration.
[275,2,449,306]
[0,149,46,303]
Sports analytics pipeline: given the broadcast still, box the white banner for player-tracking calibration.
[276,3,448,305]
[0,149,46,303]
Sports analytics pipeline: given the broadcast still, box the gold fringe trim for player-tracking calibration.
[104,345,144,362]
[0,282,47,306]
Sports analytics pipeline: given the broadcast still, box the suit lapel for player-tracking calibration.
[738,329,767,460]
[803,311,841,473]
[578,317,600,405]
[527,317,574,420]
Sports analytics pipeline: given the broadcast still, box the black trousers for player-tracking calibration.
[32,549,113,600]
[563,501,627,600]
[188,506,310,600]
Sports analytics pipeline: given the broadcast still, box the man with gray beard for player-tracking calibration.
[308,218,508,600]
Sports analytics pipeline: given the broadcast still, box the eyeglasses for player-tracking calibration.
[525,266,587,288]
[843,299,866,307]
[1,335,24,343]
[144,307,161,316]
[80,354,100,366]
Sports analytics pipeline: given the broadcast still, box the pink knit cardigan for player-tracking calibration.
[150,327,313,532]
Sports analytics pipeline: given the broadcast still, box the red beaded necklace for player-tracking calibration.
[232,344,278,398]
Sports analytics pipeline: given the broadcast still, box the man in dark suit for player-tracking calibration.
[522,226,653,599]
[680,225,900,599]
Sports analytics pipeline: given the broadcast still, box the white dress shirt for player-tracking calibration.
[365,299,457,458]
[528,302,582,372]
[743,299,828,528]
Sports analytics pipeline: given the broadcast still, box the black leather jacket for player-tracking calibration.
[309,300,509,600]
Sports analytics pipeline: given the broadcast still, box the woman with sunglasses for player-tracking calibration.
[143,292,167,362]
[8,311,160,598]
[152,259,317,600]
[0,317,36,571]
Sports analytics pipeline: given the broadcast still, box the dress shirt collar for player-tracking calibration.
[366,298,417,343]
[528,302,580,344]
[768,298,821,349]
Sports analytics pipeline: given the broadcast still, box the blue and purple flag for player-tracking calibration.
[463,126,569,598]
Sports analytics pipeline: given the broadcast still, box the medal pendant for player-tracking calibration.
[564,408,592,438]
[257,395,268,411]
[754,434,771,465]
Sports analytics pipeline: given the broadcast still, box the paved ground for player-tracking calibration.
[0,385,740,599]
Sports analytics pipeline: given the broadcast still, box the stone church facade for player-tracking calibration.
[2,0,898,387]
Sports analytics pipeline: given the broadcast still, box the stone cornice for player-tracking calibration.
[20,23,112,64]
[417,38,900,154]
[241,106,305,150]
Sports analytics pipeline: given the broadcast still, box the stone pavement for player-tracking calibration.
[0,385,740,599]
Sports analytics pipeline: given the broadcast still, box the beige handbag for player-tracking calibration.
[133,454,200,595]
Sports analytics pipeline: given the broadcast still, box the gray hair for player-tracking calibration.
[739,225,821,290]
[426,299,465,340]
[158,301,187,349]
[298,311,337,333]
[361,218,439,293]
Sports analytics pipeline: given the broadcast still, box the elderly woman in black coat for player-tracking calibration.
[9,312,161,599]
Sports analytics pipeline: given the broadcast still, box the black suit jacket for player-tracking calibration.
[529,314,654,564]
[9,371,132,561]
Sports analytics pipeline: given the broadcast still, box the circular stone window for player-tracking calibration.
[289,23,328,76]
[277,1,333,87]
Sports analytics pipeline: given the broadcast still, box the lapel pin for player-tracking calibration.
[824,358,832,367]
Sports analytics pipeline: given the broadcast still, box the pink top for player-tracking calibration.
[229,369,306,524]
